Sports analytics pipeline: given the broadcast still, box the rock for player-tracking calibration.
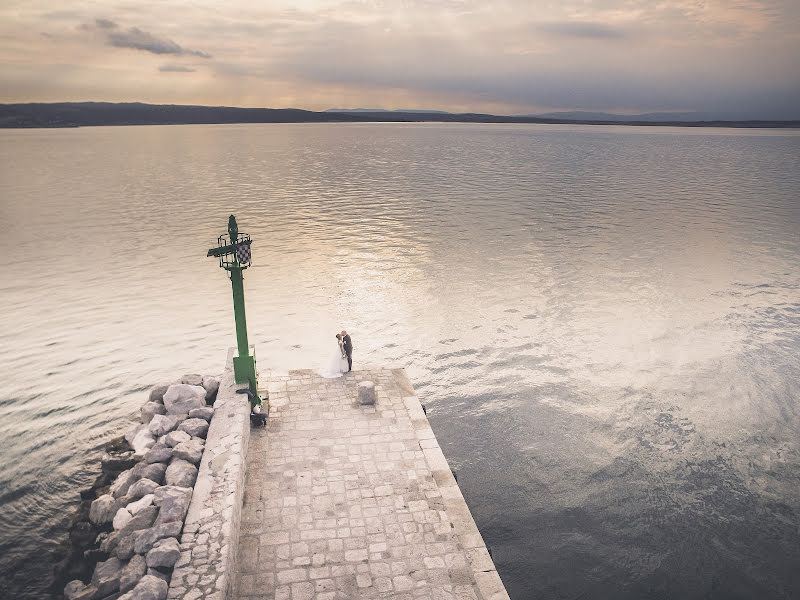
[153,486,192,525]
[180,373,203,386]
[136,462,167,486]
[177,418,208,439]
[91,556,124,597]
[118,505,158,537]
[146,568,170,583]
[119,554,147,593]
[129,426,156,457]
[127,479,159,501]
[358,380,376,405]
[140,402,166,425]
[101,451,137,475]
[145,537,181,568]
[147,414,178,437]
[64,579,85,600]
[162,384,206,415]
[164,459,198,488]
[202,376,220,403]
[113,508,132,531]
[90,494,122,525]
[66,583,99,600]
[116,532,137,560]
[188,406,214,421]
[100,531,120,554]
[148,384,170,404]
[68,521,96,547]
[172,438,204,465]
[125,574,168,600]
[133,521,182,554]
[163,431,190,448]
[127,493,154,515]
[111,469,137,499]
[143,444,172,465]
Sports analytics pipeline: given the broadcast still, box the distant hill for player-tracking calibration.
[326,108,452,114]
[529,110,705,122]
[1,102,797,129]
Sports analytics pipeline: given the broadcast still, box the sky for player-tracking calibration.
[0,0,799,118]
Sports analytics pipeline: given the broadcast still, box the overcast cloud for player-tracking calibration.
[0,0,798,118]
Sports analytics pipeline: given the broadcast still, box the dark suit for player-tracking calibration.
[342,334,353,371]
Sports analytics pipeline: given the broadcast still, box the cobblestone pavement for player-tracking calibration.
[234,368,509,600]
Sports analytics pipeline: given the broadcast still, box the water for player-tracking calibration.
[1,123,799,599]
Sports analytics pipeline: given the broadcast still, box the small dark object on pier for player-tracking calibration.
[237,387,267,427]
[422,404,427,415]
[452,469,458,482]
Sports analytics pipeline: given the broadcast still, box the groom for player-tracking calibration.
[341,330,353,372]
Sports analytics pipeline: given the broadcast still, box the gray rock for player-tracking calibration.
[118,505,158,536]
[115,532,137,561]
[180,373,203,386]
[143,444,172,465]
[147,414,178,437]
[101,451,137,475]
[171,438,204,465]
[148,384,170,404]
[176,418,209,439]
[162,384,206,415]
[65,582,99,600]
[125,574,168,600]
[113,507,132,531]
[164,459,197,487]
[129,426,156,457]
[126,493,154,515]
[119,554,147,593]
[99,531,120,554]
[133,521,182,554]
[153,486,192,525]
[64,579,85,600]
[111,469,137,499]
[146,568,170,583]
[91,556,123,597]
[202,376,220,403]
[140,402,166,424]
[163,430,190,448]
[188,406,214,421]
[136,462,167,486]
[90,494,122,525]
[145,537,181,568]
[127,478,159,501]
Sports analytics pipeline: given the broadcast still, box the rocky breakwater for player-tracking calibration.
[63,374,220,600]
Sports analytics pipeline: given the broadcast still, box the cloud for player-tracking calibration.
[159,64,196,72]
[85,19,211,58]
[537,21,629,39]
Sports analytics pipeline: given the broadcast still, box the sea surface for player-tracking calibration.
[1,123,799,599]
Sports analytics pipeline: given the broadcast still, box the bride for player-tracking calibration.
[320,333,349,378]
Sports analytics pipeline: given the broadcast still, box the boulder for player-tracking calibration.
[91,556,124,597]
[148,384,170,404]
[202,376,220,403]
[140,402,166,424]
[162,384,206,415]
[172,438,204,465]
[90,494,122,526]
[64,582,98,600]
[123,574,168,600]
[118,505,158,537]
[113,508,132,531]
[188,406,214,421]
[181,373,203,386]
[163,430,190,448]
[153,486,192,525]
[127,493,154,515]
[146,537,181,568]
[164,459,198,488]
[136,462,167,486]
[146,568,170,583]
[119,554,147,593]
[111,469,137,499]
[101,451,137,475]
[63,580,85,600]
[177,418,209,439]
[127,478,159,501]
[147,414,179,437]
[116,532,137,560]
[129,426,157,457]
[143,444,172,465]
[99,531,120,554]
[133,521,182,554]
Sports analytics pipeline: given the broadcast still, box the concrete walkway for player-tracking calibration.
[234,368,509,600]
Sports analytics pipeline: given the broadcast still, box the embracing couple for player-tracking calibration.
[321,330,353,378]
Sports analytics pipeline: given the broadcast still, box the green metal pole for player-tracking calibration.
[230,265,257,391]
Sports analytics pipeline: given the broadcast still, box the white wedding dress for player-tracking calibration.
[320,340,349,378]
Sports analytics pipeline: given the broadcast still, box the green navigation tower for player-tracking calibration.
[207,215,261,406]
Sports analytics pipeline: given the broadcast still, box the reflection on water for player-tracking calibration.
[1,123,799,599]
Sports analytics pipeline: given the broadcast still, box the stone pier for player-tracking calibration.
[234,368,509,600]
